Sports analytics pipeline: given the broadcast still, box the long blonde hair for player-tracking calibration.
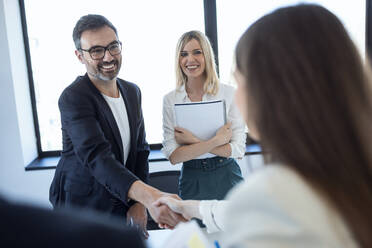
[175,30,219,95]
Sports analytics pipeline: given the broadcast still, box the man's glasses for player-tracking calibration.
[79,41,122,60]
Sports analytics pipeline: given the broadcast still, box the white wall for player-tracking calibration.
[0,0,264,208]
[0,0,55,208]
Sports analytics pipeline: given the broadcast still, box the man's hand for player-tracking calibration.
[153,196,201,220]
[147,193,187,229]
[127,181,187,229]
[126,202,149,239]
[174,127,200,145]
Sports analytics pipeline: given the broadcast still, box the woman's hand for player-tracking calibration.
[153,197,202,221]
[146,191,187,229]
[174,127,200,145]
[214,123,232,146]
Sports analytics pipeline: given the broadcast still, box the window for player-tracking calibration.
[22,0,204,152]
[21,0,368,158]
[216,0,366,84]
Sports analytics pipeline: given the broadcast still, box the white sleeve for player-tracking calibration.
[161,95,180,159]
[221,167,345,248]
[226,89,246,159]
[199,200,228,233]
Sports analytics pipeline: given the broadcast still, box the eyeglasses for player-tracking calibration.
[79,41,122,60]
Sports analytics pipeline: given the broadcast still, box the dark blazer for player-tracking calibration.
[0,197,146,248]
[50,74,150,217]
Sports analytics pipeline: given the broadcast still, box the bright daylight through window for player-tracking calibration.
[217,0,365,85]
[24,0,365,153]
[24,0,204,151]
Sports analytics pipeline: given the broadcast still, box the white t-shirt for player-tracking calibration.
[161,83,246,159]
[102,91,131,164]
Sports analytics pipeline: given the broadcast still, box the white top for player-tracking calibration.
[102,91,131,164]
[161,83,246,159]
[199,165,358,248]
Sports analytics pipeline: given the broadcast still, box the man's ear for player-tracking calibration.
[75,50,85,64]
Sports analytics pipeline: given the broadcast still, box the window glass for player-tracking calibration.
[217,0,365,85]
[24,0,205,151]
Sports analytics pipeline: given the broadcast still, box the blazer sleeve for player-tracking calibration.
[59,88,139,206]
[132,87,150,184]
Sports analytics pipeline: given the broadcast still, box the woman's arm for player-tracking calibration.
[162,100,219,164]
[154,197,202,220]
[154,197,228,233]
[161,96,181,160]
[169,123,232,164]
[227,90,247,159]
[169,138,220,164]
[210,143,232,157]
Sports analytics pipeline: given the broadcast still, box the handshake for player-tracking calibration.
[127,180,201,237]
[153,196,201,225]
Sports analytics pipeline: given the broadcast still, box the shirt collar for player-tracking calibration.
[176,83,217,102]
[176,84,189,102]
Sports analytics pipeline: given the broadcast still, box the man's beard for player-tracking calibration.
[94,59,121,81]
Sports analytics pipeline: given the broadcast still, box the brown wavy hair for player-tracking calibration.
[235,4,372,247]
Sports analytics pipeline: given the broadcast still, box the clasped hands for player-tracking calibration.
[147,192,187,229]
[128,193,199,238]
[153,196,201,222]
[130,190,188,234]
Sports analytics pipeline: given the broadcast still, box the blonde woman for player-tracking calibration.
[157,4,372,247]
[161,31,246,202]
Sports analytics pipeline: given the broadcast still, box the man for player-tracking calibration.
[0,196,145,247]
[49,14,183,235]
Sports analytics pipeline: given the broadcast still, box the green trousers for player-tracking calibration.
[179,156,243,201]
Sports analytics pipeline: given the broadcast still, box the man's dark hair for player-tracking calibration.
[72,14,117,49]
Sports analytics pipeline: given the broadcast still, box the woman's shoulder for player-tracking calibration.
[223,165,356,247]
[163,88,184,105]
[216,83,236,100]
[163,88,186,102]
[163,89,176,99]
[226,165,326,207]
[218,83,236,93]
[226,165,306,199]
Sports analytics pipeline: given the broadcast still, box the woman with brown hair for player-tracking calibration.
[156,4,372,247]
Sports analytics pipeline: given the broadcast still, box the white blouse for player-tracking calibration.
[161,83,246,160]
[199,165,358,248]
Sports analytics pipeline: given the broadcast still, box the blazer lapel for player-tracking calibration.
[84,75,124,164]
[118,81,135,164]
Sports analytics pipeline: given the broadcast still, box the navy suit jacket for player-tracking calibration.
[0,196,145,248]
[50,74,150,217]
